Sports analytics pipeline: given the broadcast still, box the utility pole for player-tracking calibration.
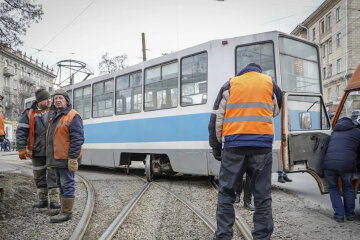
[141,32,147,62]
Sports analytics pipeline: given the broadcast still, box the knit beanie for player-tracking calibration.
[54,89,70,105]
[35,88,50,102]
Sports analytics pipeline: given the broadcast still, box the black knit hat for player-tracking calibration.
[54,89,70,105]
[35,88,50,102]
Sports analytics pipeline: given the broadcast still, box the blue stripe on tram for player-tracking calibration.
[84,113,282,143]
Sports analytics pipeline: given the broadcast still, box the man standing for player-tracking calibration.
[47,89,84,223]
[209,63,282,240]
[16,89,60,210]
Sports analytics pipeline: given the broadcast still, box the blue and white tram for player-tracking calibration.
[26,31,325,181]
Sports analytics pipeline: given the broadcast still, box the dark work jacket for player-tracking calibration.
[323,117,360,173]
[46,105,84,168]
[16,101,50,156]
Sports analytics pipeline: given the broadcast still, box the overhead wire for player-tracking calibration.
[31,0,97,56]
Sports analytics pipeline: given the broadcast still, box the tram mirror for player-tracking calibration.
[299,112,312,129]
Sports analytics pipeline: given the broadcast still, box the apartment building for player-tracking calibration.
[291,0,360,113]
[0,45,55,139]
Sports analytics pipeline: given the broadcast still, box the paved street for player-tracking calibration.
[272,172,360,213]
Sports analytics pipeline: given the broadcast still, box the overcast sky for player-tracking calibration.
[19,0,325,81]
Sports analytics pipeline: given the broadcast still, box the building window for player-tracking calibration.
[328,39,332,54]
[312,28,316,41]
[5,60,9,67]
[323,67,326,79]
[328,87,332,101]
[336,7,341,22]
[336,85,341,98]
[326,14,331,31]
[336,33,341,47]
[13,79,17,90]
[329,64,333,77]
[322,44,326,58]
[320,20,325,34]
[337,59,342,73]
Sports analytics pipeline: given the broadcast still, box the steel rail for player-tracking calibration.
[152,181,217,233]
[69,173,95,240]
[209,178,253,240]
[99,182,151,240]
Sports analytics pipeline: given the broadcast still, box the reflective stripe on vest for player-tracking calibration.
[52,109,82,159]
[222,72,274,136]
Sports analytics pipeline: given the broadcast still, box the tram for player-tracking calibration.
[26,31,329,183]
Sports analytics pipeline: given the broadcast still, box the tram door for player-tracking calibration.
[281,92,332,194]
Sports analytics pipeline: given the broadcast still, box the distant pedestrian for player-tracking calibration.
[322,117,360,222]
[47,89,84,223]
[16,88,60,212]
[278,172,292,183]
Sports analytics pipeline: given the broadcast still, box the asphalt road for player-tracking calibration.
[272,172,360,213]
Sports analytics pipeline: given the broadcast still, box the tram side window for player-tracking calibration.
[73,86,91,119]
[236,42,275,79]
[93,79,114,117]
[144,61,178,111]
[181,52,208,106]
[115,71,142,114]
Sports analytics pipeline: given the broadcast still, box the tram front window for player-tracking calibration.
[236,42,275,79]
[279,37,320,93]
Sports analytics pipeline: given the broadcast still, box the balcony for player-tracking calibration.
[3,67,14,77]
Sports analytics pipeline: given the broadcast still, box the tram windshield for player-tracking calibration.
[279,37,320,93]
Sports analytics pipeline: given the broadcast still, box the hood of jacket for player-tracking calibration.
[237,65,262,76]
[334,117,357,131]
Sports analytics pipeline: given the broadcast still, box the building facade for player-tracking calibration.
[0,45,55,139]
[291,0,360,113]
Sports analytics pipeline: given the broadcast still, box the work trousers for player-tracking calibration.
[236,173,252,204]
[32,156,57,189]
[324,170,355,219]
[55,168,75,198]
[215,148,273,240]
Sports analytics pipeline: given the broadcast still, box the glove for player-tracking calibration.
[68,158,78,172]
[212,148,222,161]
[18,150,27,160]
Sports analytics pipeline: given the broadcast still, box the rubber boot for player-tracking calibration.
[50,197,74,223]
[48,188,61,216]
[33,188,48,208]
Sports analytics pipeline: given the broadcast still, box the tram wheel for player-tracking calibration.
[145,154,153,182]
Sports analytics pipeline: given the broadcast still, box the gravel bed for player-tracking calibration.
[115,182,213,240]
[156,175,244,239]
[234,185,360,240]
[0,172,86,240]
[79,170,145,239]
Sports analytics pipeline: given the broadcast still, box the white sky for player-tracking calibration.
[19,0,325,80]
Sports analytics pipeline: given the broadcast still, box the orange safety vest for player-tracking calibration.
[48,109,82,160]
[25,108,50,159]
[0,113,5,136]
[222,72,274,137]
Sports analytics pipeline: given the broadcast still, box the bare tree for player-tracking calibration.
[99,52,128,75]
[0,0,43,47]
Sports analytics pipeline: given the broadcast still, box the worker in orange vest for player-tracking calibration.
[16,89,60,212]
